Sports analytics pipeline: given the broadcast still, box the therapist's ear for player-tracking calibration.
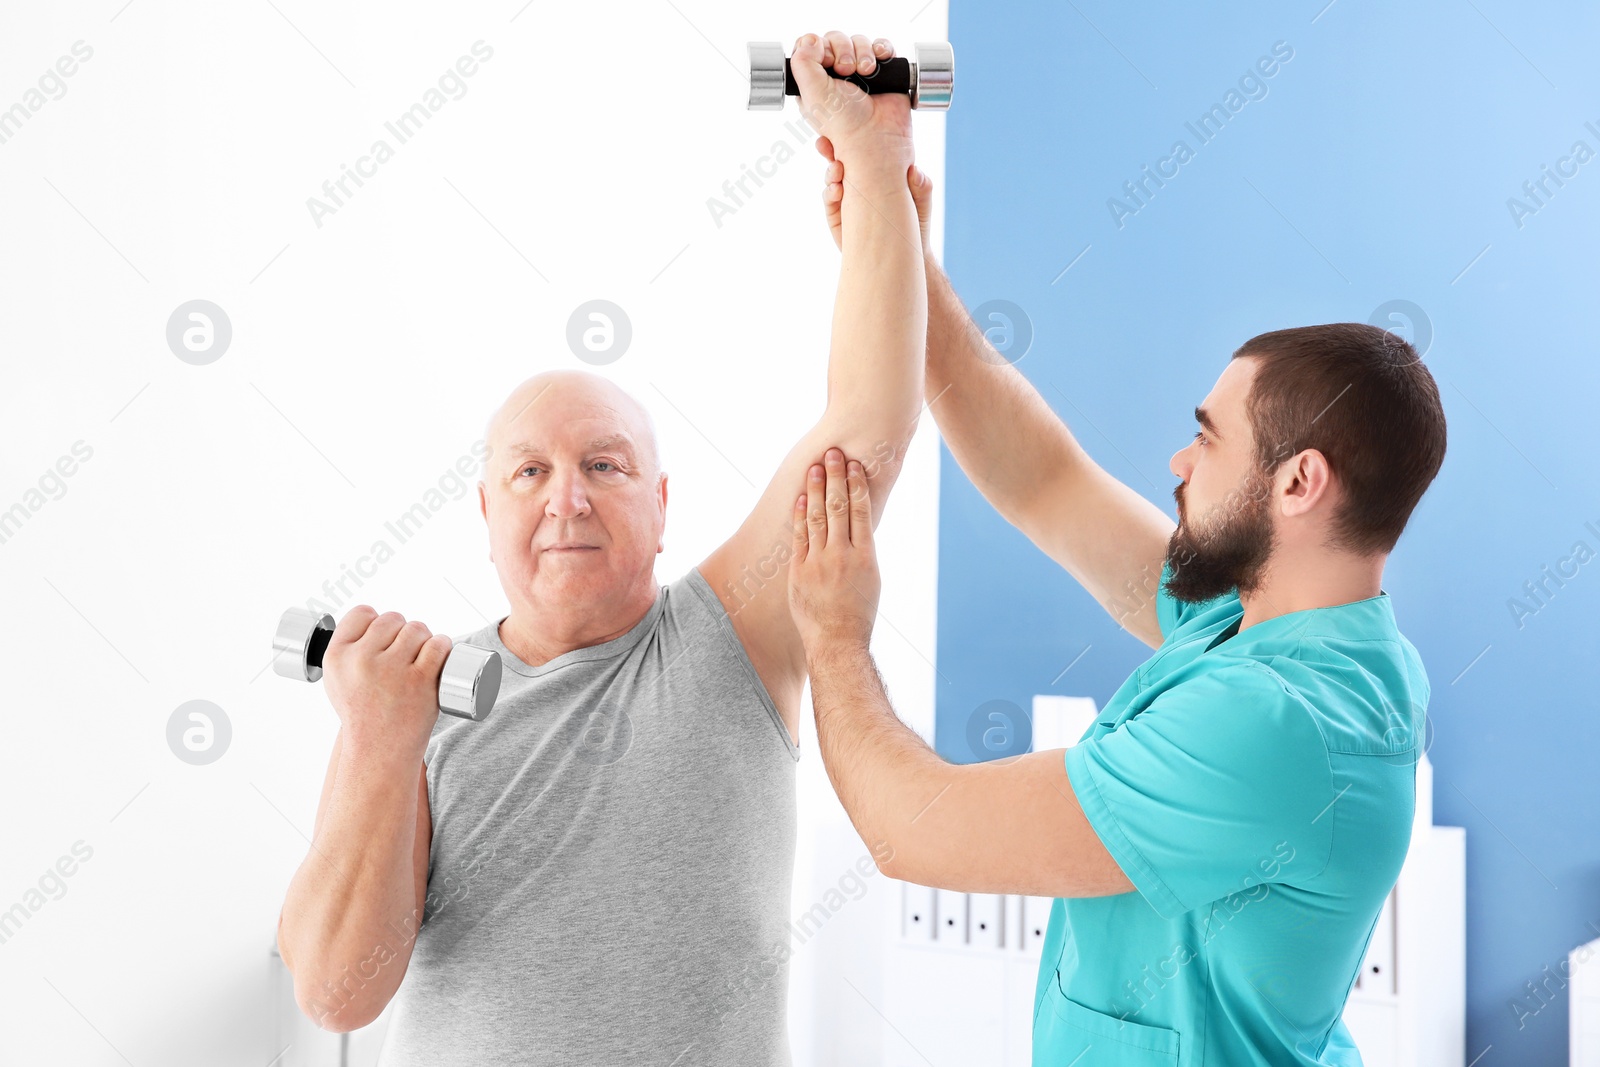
[1278,449,1333,519]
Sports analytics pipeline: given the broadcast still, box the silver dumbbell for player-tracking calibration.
[272,607,501,722]
[747,40,954,111]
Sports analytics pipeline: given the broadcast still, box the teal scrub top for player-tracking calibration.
[1034,560,1430,1066]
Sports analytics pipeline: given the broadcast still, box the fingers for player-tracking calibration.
[791,492,810,564]
[790,33,849,104]
[791,33,824,66]
[907,164,933,245]
[392,618,433,663]
[823,448,849,547]
[814,135,834,162]
[332,604,379,646]
[329,608,448,669]
[797,35,895,78]
[821,30,853,74]
[847,459,873,549]
[823,157,843,210]
[806,462,829,550]
[366,610,408,652]
[415,632,453,678]
[850,34,875,75]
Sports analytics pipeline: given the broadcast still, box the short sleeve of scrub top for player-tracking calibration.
[1064,660,1338,919]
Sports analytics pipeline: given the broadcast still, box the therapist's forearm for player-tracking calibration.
[805,640,951,882]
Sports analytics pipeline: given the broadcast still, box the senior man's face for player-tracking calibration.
[480,391,665,610]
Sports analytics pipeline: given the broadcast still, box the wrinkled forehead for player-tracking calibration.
[504,428,642,465]
[486,380,655,469]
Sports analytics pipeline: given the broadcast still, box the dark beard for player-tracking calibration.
[1163,471,1276,604]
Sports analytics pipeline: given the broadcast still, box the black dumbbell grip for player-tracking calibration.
[305,624,334,670]
[784,56,913,97]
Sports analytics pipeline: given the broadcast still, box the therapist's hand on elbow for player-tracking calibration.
[787,447,879,659]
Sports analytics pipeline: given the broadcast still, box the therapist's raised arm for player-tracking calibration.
[822,155,1177,649]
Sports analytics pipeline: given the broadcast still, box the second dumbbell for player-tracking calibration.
[271,606,502,722]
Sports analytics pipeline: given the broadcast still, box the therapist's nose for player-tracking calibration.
[1171,442,1195,481]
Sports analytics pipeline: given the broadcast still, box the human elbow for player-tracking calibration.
[868,831,914,883]
[875,850,909,884]
[286,939,401,1033]
[293,968,387,1033]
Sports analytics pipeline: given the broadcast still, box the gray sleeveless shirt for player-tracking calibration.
[379,567,800,1066]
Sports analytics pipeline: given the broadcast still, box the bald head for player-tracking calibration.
[482,370,660,480]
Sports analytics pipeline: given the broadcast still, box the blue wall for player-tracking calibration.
[937,2,1599,1061]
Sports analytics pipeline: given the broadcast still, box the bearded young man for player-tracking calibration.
[787,150,1447,1066]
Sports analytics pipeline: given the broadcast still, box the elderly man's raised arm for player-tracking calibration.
[698,31,927,742]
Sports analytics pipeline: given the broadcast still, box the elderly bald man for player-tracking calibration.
[274,31,927,1067]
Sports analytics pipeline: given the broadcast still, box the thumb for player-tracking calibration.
[787,35,835,104]
[790,493,810,565]
[908,165,933,231]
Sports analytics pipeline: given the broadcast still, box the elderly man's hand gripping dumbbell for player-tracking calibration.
[272,604,500,727]
[319,608,478,748]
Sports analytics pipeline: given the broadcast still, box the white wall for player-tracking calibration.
[0,2,946,1063]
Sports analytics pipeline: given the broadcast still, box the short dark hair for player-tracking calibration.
[1231,322,1447,555]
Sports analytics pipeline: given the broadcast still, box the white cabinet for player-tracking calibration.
[882,885,1050,1067]
[1340,824,1465,1067]
[1342,754,1467,1067]
[1571,936,1600,1066]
